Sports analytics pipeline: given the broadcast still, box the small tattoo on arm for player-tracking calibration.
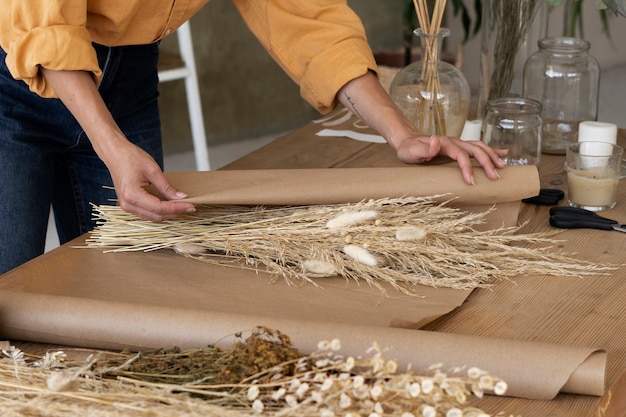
[344,93,364,121]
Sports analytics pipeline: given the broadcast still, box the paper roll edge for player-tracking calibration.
[561,349,607,396]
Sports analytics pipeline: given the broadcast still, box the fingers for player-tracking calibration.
[395,134,506,185]
[439,137,506,184]
[120,194,195,222]
[118,184,196,222]
[107,149,196,222]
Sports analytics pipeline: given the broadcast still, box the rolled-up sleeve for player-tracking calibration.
[232,0,379,114]
[0,1,101,98]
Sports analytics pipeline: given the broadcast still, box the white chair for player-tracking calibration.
[158,21,210,171]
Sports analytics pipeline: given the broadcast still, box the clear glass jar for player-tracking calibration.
[523,37,600,155]
[482,97,543,166]
[389,28,470,137]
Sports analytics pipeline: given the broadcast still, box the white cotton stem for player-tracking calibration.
[326,210,378,229]
[303,260,337,276]
[343,244,378,267]
[395,226,428,241]
[47,372,80,392]
[174,243,206,255]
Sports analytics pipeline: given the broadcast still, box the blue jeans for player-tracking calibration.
[0,43,163,274]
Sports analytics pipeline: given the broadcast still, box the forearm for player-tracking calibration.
[337,71,506,183]
[40,68,194,220]
[40,69,128,166]
[337,71,422,150]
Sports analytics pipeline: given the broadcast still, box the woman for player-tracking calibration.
[0,1,506,274]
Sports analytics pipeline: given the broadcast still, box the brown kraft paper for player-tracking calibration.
[0,290,605,401]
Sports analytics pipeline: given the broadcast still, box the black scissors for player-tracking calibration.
[523,188,565,205]
[549,206,626,233]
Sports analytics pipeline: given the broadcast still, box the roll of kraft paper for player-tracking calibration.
[0,290,605,401]
[157,165,540,206]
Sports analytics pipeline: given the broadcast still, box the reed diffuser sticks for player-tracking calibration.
[412,0,448,135]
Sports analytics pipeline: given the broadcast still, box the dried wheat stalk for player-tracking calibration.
[84,196,612,296]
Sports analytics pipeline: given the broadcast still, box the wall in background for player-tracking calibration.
[158,1,404,155]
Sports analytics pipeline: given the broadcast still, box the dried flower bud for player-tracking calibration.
[271,387,286,400]
[494,380,508,395]
[46,372,80,392]
[385,360,398,374]
[296,382,310,398]
[446,408,463,417]
[353,375,365,389]
[339,392,352,409]
[421,378,434,394]
[247,385,260,401]
[343,244,378,267]
[479,375,494,390]
[252,399,264,412]
[321,378,334,392]
[326,210,378,229]
[467,367,483,379]
[303,260,337,276]
[395,226,428,241]
[173,243,206,255]
[370,384,383,400]
[285,394,298,407]
[317,340,331,351]
[422,405,436,417]
[409,382,421,397]
[344,356,356,371]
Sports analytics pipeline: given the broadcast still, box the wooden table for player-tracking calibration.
[3,116,626,416]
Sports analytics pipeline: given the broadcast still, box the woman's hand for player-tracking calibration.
[41,69,195,221]
[103,139,196,221]
[392,134,507,184]
[338,71,507,184]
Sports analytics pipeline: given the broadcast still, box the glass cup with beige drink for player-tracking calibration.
[565,142,623,211]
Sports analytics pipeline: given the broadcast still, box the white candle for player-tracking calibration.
[567,167,619,207]
[579,141,615,158]
[578,121,617,143]
[460,119,482,141]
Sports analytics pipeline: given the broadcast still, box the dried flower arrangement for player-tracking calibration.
[0,327,512,417]
[86,196,612,296]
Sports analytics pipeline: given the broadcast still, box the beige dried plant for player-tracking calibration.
[85,196,612,296]
[0,328,512,417]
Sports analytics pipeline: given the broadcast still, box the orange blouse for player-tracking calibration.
[0,0,378,113]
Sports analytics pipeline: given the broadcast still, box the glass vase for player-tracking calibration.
[523,37,600,155]
[477,0,548,118]
[389,28,470,137]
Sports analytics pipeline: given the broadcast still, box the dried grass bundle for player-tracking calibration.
[0,328,511,417]
[85,196,612,295]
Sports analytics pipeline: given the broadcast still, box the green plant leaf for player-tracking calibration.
[602,0,626,16]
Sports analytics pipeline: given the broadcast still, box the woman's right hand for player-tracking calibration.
[103,139,195,221]
[41,68,195,221]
